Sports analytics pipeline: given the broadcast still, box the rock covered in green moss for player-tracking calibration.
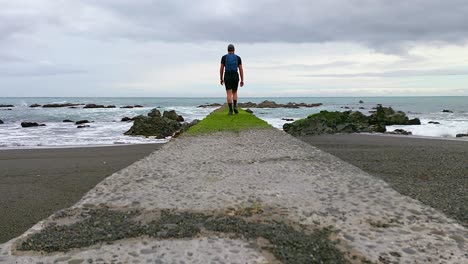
[283,105,420,136]
[124,108,192,138]
[124,115,182,138]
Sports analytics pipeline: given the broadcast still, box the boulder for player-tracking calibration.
[63,119,74,123]
[163,110,183,122]
[257,100,278,108]
[428,121,440,124]
[120,106,134,109]
[43,103,81,108]
[237,101,322,108]
[124,115,182,138]
[442,109,453,113]
[386,129,412,135]
[77,125,90,128]
[282,118,294,121]
[245,109,253,114]
[134,105,143,108]
[408,118,421,125]
[21,122,46,128]
[148,108,161,118]
[0,104,14,107]
[283,105,420,136]
[197,103,222,108]
[456,133,468,138]
[359,107,365,109]
[121,117,135,122]
[30,104,42,108]
[173,119,200,138]
[368,105,409,126]
[75,120,90,125]
[84,104,116,109]
[359,100,364,104]
[0,120,3,124]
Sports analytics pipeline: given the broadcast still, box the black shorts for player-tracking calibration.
[224,72,239,91]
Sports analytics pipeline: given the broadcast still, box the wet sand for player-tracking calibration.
[299,134,468,227]
[0,144,164,243]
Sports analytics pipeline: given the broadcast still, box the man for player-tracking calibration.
[220,44,244,115]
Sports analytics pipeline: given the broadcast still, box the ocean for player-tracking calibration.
[0,97,467,149]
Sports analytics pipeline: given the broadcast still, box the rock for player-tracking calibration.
[43,103,81,108]
[428,121,440,124]
[283,105,420,136]
[442,109,453,113]
[0,108,12,111]
[282,118,294,121]
[29,104,42,108]
[237,101,322,108]
[456,133,468,138]
[121,117,135,122]
[368,105,409,126]
[408,118,421,125]
[0,120,3,124]
[134,105,143,108]
[197,103,222,108]
[63,119,74,123]
[83,104,116,108]
[163,110,183,122]
[245,109,253,114]
[77,125,90,128]
[75,120,90,125]
[0,104,14,107]
[359,100,364,104]
[148,108,161,118]
[359,107,365,109]
[21,122,46,128]
[124,115,182,138]
[120,106,134,109]
[257,100,278,108]
[173,119,200,138]
[386,129,412,135]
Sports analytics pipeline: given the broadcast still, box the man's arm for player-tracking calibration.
[219,64,224,85]
[239,64,244,87]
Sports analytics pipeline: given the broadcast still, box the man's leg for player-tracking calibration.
[233,90,238,114]
[226,89,233,115]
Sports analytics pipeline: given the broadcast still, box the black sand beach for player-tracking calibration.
[299,134,468,227]
[0,144,163,243]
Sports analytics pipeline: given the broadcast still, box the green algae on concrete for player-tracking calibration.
[186,107,270,135]
[18,209,349,264]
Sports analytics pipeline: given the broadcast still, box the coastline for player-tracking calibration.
[0,143,164,243]
[298,133,468,227]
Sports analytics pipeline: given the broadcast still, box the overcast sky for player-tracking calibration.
[1,0,468,97]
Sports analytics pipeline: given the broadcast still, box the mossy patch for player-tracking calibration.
[186,107,271,135]
[18,208,349,264]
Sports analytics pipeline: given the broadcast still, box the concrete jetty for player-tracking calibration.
[0,114,466,263]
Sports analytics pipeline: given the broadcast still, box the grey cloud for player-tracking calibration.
[2,0,468,52]
[81,0,468,51]
[300,68,468,78]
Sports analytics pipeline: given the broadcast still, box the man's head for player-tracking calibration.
[227,44,235,53]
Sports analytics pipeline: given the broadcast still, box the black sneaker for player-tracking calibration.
[234,108,239,114]
[228,110,233,115]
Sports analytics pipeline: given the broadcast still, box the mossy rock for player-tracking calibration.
[124,116,181,138]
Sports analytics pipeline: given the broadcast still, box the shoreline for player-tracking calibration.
[298,133,468,227]
[0,131,467,151]
[0,142,167,151]
[0,143,164,243]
